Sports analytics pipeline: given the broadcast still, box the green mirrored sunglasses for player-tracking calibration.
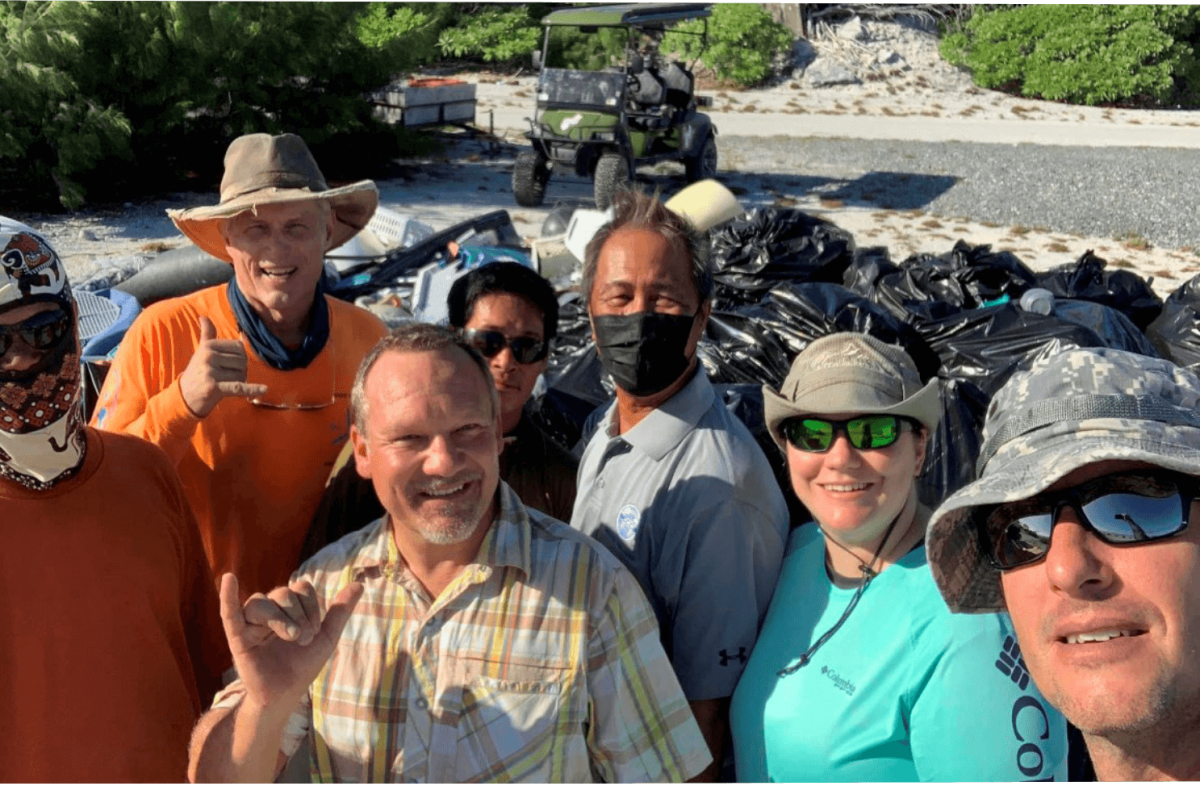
[781,415,916,452]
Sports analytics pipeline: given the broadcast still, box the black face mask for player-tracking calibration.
[592,310,698,397]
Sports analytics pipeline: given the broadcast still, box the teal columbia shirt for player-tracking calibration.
[730,523,1069,782]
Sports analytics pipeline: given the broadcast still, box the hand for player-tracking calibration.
[219,573,363,710]
[179,316,269,417]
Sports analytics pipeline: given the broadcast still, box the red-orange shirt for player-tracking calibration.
[0,427,228,782]
[91,285,387,597]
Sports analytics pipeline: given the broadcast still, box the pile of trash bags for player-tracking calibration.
[529,205,1200,511]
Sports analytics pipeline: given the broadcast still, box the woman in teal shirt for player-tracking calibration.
[730,332,1068,782]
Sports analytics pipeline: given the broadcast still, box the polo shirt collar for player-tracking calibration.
[614,368,715,462]
[349,482,532,579]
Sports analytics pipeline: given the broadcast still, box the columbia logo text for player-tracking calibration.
[820,665,856,696]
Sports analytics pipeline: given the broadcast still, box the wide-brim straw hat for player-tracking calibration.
[167,133,378,263]
[762,332,941,452]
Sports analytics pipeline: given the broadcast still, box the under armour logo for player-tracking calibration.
[995,635,1030,690]
[719,647,747,666]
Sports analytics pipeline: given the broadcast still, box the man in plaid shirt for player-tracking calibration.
[188,323,711,783]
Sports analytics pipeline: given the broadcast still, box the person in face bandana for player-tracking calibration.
[569,189,789,781]
[0,217,229,781]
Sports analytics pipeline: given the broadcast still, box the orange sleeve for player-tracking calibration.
[91,300,204,465]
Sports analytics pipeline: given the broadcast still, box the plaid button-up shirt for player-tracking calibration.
[214,483,710,782]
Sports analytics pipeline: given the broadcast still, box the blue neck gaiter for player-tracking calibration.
[226,275,330,371]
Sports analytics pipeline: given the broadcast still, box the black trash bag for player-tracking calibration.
[766,282,943,382]
[709,207,856,308]
[700,306,796,387]
[916,303,1111,400]
[842,245,899,296]
[531,346,613,453]
[1037,251,1163,331]
[865,240,1040,320]
[527,386,601,454]
[918,377,989,509]
[910,302,1153,503]
[543,346,612,411]
[1052,299,1159,358]
[699,282,940,390]
[1146,272,1200,370]
[550,293,592,356]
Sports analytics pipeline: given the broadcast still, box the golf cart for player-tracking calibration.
[513,3,718,209]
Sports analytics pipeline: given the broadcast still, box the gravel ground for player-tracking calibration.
[718,135,1200,252]
[17,132,1200,296]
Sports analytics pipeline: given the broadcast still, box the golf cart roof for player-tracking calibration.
[541,3,711,28]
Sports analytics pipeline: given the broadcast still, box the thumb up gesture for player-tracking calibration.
[180,316,269,417]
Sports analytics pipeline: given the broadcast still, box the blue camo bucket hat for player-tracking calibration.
[927,346,1200,613]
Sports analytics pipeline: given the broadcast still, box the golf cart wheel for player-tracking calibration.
[685,134,718,183]
[593,153,629,210]
[513,151,550,207]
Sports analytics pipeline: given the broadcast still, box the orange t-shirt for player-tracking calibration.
[0,427,228,781]
[91,285,387,597]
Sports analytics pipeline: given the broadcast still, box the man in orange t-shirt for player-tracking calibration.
[0,217,228,781]
[93,134,387,598]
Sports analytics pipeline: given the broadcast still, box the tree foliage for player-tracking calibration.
[672,4,794,87]
[357,3,451,71]
[940,5,1200,106]
[1,1,398,209]
[436,5,542,65]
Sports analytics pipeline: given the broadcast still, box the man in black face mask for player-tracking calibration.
[570,190,788,781]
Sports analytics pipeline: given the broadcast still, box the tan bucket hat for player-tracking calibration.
[762,332,942,451]
[167,133,378,263]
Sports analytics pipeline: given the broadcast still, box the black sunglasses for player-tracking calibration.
[781,415,916,453]
[0,308,71,356]
[462,329,548,365]
[976,471,1195,570]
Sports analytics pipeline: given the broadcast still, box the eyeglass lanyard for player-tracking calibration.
[777,511,904,677]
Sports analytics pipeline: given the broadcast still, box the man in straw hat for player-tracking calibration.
[927,347,1200,780]
[93,133,387,599]
[0,217,228,780]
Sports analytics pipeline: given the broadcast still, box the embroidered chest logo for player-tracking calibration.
[820,665,857,696]
[718,647,747,666]
[995,635,1031,690]
[616,503,640,540]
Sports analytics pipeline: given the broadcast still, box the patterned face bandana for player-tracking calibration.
[0,217,86,490]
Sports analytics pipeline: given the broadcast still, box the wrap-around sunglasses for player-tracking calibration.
[0,308,71,356]
[976,471,1194,570]
[462,329,548,365]
[781,415,917,453]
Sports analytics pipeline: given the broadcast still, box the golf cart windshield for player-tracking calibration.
[539,68,625,108]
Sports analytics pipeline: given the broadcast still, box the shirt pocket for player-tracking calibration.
[446,656,578,781]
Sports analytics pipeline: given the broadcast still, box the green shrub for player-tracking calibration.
[0,2,133,209]
[0,2,407,210]
[671,4,794,88]
[437,5,541,65]
[941,5,1200,106]
[357,3,450,72]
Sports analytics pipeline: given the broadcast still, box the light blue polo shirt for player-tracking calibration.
[570,369,789,700]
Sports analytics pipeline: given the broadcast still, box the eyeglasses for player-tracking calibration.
[976,471,1194,570]
[0,309,71,356]
[781,415,916,453]
[462,329,548,364]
